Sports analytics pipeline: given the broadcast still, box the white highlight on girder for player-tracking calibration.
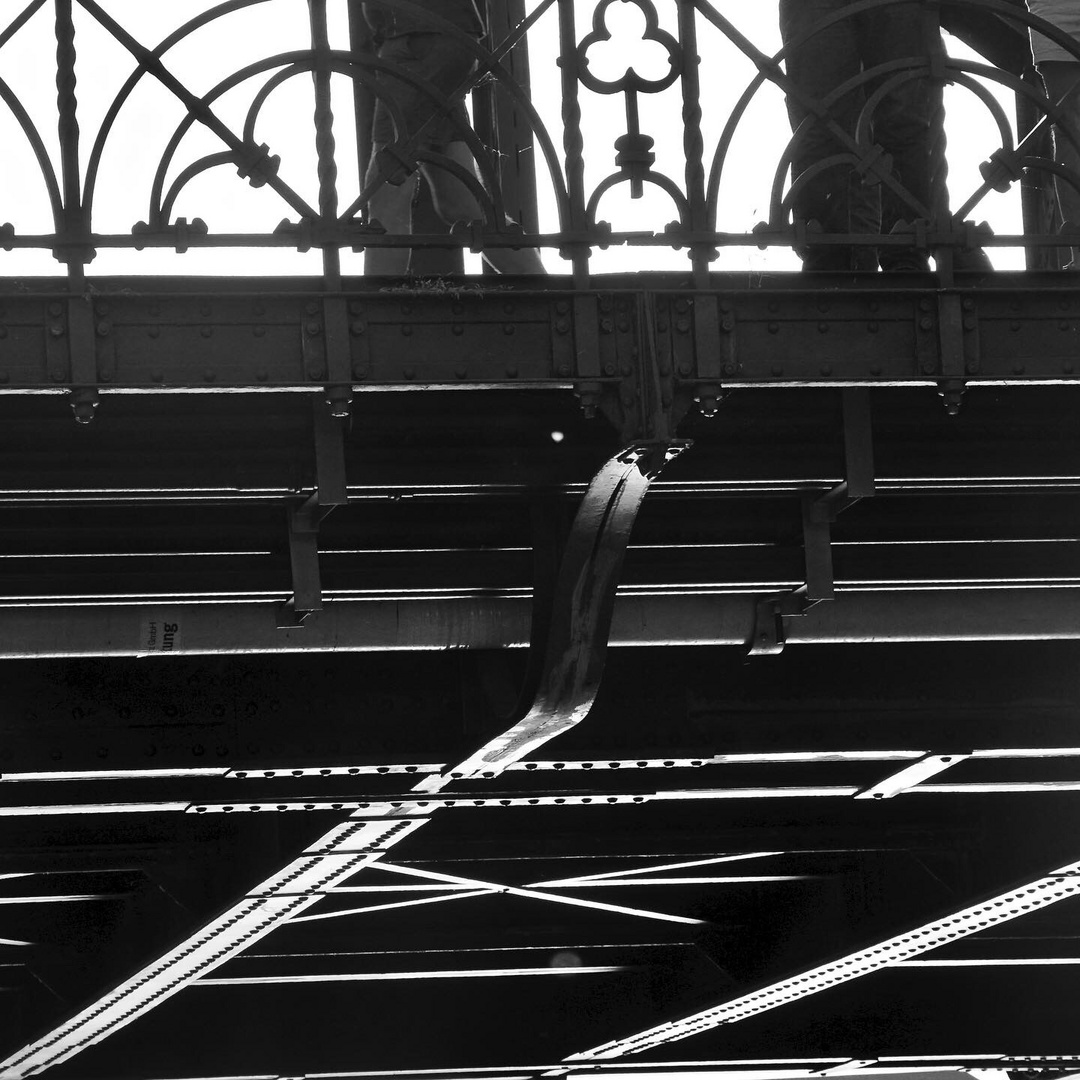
[0,768,229,782]
[898,957,1080,966]
[0,894,118,905]
[527,877,808,887]
[6,745,1080,790]
[20,771,1080,821]
[530,852,785,888]
[196,965,631,986]
[566,857,1080,1061]
[914,782,1080,794]
[256,942,678,959]
[0,938,33,947]
[817,1061,879,1075]
[228,765,444,780]
[176,1062,1012,1080]
[290,888,496,924]
[0,817,430,1080]
[855,754,970,800]
[511,752,926,770]
[0,874,33,881]
[132,1060,1010,1080]
[876,1058,1007,1063]
[655,788,861,801]
[374,863,707,926]
[972,747,1080,758]
[0,802,191,816]
[264,884,491,895]
[0,551,272,559]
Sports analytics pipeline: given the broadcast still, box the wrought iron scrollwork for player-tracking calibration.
[0,0,1077,278]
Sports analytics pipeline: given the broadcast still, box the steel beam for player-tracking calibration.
[566,856,1080,1061]
[0,440,687,1075]
[8,749,1080,784]
[0,589,1079,658]
[12,777,1080,818]
[0,815,430,1078]
[2,277,1080,396]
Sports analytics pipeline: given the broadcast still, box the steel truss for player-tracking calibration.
[3,1,1080,1076]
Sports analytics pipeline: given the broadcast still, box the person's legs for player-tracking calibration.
[422,141,545,273]
[363,32,475,274]
[779,0,871,269]
[860,3,937,235]
[364,32,543,274]
[1038,60,1080,265]
[363,173,419,275]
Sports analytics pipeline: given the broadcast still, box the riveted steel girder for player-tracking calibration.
[4,275,1080,402]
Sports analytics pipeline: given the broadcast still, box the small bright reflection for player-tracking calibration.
[550,431,565,443]
[549,949,583,968]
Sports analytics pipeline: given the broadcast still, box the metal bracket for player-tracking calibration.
[68,296,100,423]
[937,291,969,416]
[692,293,726,418]
[750,389,875,653]
[747,597,787,657]
[417,439,691,786]
[572,293,603,418]
[746,589,816,658]
[322,296,354,420]
[278,397,348,626]
[801,388,876,602]
[301,297,355,420]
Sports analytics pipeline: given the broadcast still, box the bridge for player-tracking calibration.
[1,2,1080,1078]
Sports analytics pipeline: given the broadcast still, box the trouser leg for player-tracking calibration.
[1038,60,1080,265]
[779,0,876,269]
[860,2,940,236]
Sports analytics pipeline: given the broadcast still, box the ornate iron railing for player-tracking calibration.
[0,0,1079,284]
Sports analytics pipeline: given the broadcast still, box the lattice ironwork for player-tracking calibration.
[0,0,1077,282]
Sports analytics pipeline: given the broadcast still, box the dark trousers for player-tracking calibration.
[779,0,945,269]
[1039,61,1080,262]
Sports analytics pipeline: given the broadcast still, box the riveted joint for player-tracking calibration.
[695,382,724,418]
[574,380,603,420]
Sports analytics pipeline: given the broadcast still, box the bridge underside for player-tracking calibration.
[2,271,1080,1079]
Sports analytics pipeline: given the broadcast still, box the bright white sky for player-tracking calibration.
[0,0,1029,276]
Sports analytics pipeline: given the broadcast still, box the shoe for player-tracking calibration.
[879,220,929,272]
[952,247,993,272]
